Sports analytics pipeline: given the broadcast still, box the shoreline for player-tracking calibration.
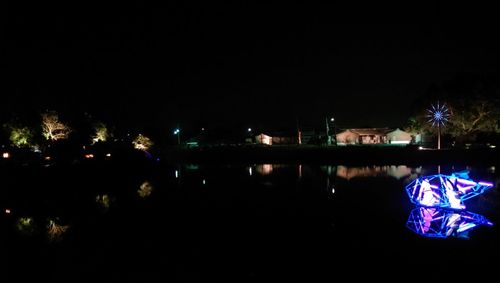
[164,146,500,166]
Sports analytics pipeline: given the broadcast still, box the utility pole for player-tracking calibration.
[296,117,302,145]
[325,117,331,146]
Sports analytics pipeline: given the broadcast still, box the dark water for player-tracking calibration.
[4,163,500,282]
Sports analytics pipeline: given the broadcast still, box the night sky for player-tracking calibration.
[2,3,499,134]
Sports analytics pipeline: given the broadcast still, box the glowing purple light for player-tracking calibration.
[427,102,450,127]
[406,172,494,209]
[407,207,492,238]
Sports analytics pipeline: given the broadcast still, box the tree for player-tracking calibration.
[132,134,153,151]
[408,74,500,144]
[92,122,109,144]
[41,112,71,141]
[447,98,500,140]
[8,126,34,147]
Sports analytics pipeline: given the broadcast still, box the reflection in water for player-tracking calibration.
[138,181,153,198]
[47,218,69,242]
[407,207,493,239]
[406,171,494,210]
[336,165,415,180]
[256,164,273,175]
[96,194,111,209]
[16,217,36,236]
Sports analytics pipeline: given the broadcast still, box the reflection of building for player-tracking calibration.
[336,165,412,180]
[336,128,413,145]
[256,164,273,175]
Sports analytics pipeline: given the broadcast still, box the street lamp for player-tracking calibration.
[326,117,335,146]
[173,128,181,145]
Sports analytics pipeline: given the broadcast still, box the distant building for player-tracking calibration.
[386,128,413,145]
[255,133,273,145]
[336,128,413,145]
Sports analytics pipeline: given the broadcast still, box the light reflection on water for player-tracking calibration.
[406,206,493,239]
[4,163,500,281]
[5,164,499,245]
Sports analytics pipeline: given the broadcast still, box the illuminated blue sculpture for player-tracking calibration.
[406,206,493,238]
[405,171,493,210]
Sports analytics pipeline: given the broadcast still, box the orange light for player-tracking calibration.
[85,154,94,159]
[5,209,11,214]
[2,152,9,159]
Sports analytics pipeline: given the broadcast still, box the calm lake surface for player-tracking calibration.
[4,163,500,282]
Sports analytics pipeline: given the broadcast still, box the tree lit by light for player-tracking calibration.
[92,122,109,144]
[16,217,36,236]
[138,181,153,198]
[132,134,153,151]
[96,194,111,209]
[41,112,71,141]
[47,219,69,242]
[9,126,33,147]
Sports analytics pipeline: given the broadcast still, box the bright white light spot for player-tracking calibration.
[418,146,423,150]
[330,118,334,122]
[331,188,335,194]
[202,179,206,185]
[489,145,496,148]
[44,156,51,161]
[249,167,253,176]
[248,128,252,132]
[5,209,11,214]
[2,152,9,159]
[106,153,111,157]
[175,170,179,178]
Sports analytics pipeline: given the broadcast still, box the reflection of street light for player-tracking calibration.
[173,128,181,145]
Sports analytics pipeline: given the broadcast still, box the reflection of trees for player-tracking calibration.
[47,219,69,242]
[138,181,153,198]
[16,217,36,236]
[132,134,153,151]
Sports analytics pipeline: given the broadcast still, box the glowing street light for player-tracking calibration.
[326,117,335,146]
[247,128,252,132]
[173,128,181,145]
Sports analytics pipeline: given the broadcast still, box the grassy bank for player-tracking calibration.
[164,145,500,165]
